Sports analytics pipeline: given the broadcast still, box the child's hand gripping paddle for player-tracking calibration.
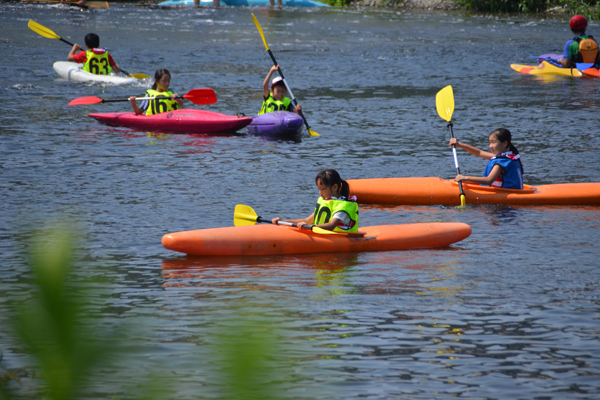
[27,20,149,79]
[251,14,319,137]
[234,205,365,236]
[436,85,466,207]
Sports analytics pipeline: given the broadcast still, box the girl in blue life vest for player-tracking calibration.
[259,65,302,115]
[449,128,524,190]
[129,69,183,116]
[272,169,359,233]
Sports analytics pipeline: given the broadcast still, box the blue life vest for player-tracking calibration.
[483,153,523,190]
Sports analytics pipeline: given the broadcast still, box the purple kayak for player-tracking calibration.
[246,111,304,137]
[535,53,562,63]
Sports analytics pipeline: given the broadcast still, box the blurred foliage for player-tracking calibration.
[0,225,112,400]
[0,223,286,400]
[216,315,283,400]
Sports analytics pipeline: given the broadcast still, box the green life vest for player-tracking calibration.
[144,89,179,116]
[258,94,292,115]
[82,49,112,75]
[313,197,359,233]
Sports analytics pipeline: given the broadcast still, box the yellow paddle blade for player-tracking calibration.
[128,73,150,79]
[460,194,466,207]
[308,128,320,137]
[251,13,270,51]
[435,85,454,123]
[233,204,259,226]
[28,20,60,40]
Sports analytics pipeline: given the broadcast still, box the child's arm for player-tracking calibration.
[450,138,494,160]
[456,164,503,185]
[107,54,121,74]
[263,65,279,98]
[171,93,184,108]
[67,44,82,62]
[129,96,144,115]
[313,218,341,231]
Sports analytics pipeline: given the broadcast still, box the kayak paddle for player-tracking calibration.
[435,85,466,207]
[251,14,319,137]
[22,0,110,8]
[27,20,149,79]
[68,88,218,106]
[234,204,365,236]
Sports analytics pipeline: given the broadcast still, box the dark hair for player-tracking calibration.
[315,169,349,198]
[152,69,171,90]
[84,33,100,49]
[490,128,524,173]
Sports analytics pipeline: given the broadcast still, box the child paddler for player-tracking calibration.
[129,69,183,116]
[68,33,121,75]
[273,169,359,233]
[449,128,524,190]
[559,15,600,68]
[259,65,302,115]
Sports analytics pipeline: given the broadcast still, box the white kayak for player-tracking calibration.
[53,61,139,85]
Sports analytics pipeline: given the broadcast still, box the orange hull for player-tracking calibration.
[348,177,600,206]
[162,223,472,256]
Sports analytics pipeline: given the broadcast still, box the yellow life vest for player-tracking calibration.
[144,89,179,116]
[258,94,292,115]
[82,49,112,75]
[313,197,359,233]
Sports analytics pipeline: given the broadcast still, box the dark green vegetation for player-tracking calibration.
[454,0,599,17]
[328,0,599,20]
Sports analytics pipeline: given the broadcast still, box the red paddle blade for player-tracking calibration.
[183,89,217,105]
[68,96,103,106]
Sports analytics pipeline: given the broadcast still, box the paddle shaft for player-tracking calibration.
[256,216,299,228]
[447,122,466,200]
[100,95,186,103]
[265,50,314,133]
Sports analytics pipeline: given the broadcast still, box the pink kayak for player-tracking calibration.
[88,109,253,133]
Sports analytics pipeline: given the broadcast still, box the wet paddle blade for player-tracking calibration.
[28,19,61,40]
[234,204,259,226]
[251,14,270,51]
[183,88,218,105]
[68,96,103,106]
[127,72,149,79]
[307,128,320,137]
[80,0,109,8]
[436,85,454,123]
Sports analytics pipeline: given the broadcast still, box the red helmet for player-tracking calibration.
[570,15,588,31]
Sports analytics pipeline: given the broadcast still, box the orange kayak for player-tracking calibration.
[348,177,600,206]
[162,223,472,256]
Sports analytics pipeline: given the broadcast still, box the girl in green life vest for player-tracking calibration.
[272,169,359,233]
[259,65,302,115]
[129,69,183,116]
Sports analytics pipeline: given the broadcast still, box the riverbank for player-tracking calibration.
[352,0,460,10]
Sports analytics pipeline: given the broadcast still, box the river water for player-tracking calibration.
[1,2,600,399]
